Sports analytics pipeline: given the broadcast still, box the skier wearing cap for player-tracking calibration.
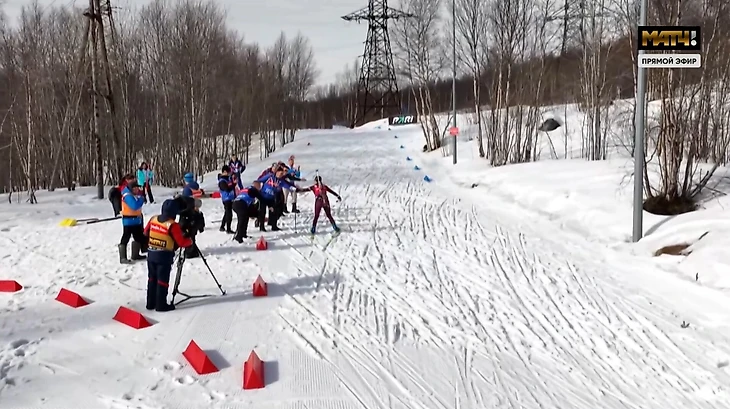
[297,175,341,234]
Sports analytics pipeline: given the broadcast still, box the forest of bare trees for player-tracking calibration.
[2,0,729,214]
[309,0,730,214]
[0,0,317,196]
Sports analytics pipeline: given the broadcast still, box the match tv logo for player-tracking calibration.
[638,26,701,51]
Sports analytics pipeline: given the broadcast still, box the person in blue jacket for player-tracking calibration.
[283,155,303,214]
[118,181,147,263]
[232,181,263,242]
[181,172,203,198]
[256,164,296,231]
[218,165,236,233]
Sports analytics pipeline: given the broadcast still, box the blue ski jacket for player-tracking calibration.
[120,186,144,226]
[218,174,236,202]
[256,173,294,200]
[234,186,261,205]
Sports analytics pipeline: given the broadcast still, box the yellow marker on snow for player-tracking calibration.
[58,218,78,227]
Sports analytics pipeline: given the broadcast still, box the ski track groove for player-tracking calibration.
[277,150,730,409]
[4,132,730,408]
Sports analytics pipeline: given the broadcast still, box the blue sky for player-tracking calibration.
[2,0,370,85]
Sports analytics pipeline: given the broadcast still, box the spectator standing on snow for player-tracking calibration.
[217,165,236,233]
[232,181,263,242]
[136,162,155,204]
[119,180,148,263]
[256,164,296,231]
[282,155,304,213]
[109,173,135,216]
[228,155,245,189]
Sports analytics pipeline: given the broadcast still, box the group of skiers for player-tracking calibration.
[107,154,343,313]
[204,154,341,243]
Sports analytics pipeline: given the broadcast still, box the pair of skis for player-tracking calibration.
[310,229,341,251]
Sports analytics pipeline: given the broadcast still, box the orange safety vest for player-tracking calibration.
[121,192,143,217]
[191,189,203,198]
[147,216,176,251]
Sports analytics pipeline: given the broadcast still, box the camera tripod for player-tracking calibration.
[171,244,226,306]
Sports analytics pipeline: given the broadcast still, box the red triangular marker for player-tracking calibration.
[256,236,267,250]
[0,280,22,292]
[182,340,219,375]
[243,350,265,389]
[252,275,267,297]
[113,306,152,329]
[55,288,89,308]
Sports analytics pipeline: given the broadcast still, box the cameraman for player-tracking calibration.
[174,196,206,258]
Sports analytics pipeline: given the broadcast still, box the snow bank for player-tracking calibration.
[402,102,730,295]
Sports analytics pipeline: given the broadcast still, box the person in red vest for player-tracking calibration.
[143,199,193,312]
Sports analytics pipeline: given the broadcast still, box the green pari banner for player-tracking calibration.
[389,115,418,125]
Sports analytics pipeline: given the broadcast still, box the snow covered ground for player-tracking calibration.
[2,117,730,408]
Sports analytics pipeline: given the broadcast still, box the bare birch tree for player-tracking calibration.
[453,0,488,157]
[392,0,445,151]
[576,0,615,160]
[0,0,318,193]
[643,0,730,213]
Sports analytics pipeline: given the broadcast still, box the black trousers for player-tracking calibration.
[258,197,279,229]
[233,200,257,240]
[220,201,233,231]
[146,260,171,309]
[120,223,146,246]
[143,183,154,203]
[274,191,285,219]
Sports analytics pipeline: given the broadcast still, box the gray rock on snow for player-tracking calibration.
[538,118,561,132]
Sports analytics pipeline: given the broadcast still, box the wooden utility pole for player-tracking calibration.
[83,0,121,199]
[85,0,103,199]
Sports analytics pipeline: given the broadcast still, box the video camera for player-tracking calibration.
[174,195,205,238]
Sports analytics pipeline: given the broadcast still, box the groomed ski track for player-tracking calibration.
[2,125,730,408]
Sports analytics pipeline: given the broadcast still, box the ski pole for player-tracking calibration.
[197,247,226,295]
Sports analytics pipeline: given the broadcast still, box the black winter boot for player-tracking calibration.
[292,203,300,213]
[155,286,175,312]
[118,244,131,264]
[131,241,145,260]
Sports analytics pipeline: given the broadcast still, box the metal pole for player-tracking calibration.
[451,0,457,164]
[632,0,648,242]
[88,0,103,199]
